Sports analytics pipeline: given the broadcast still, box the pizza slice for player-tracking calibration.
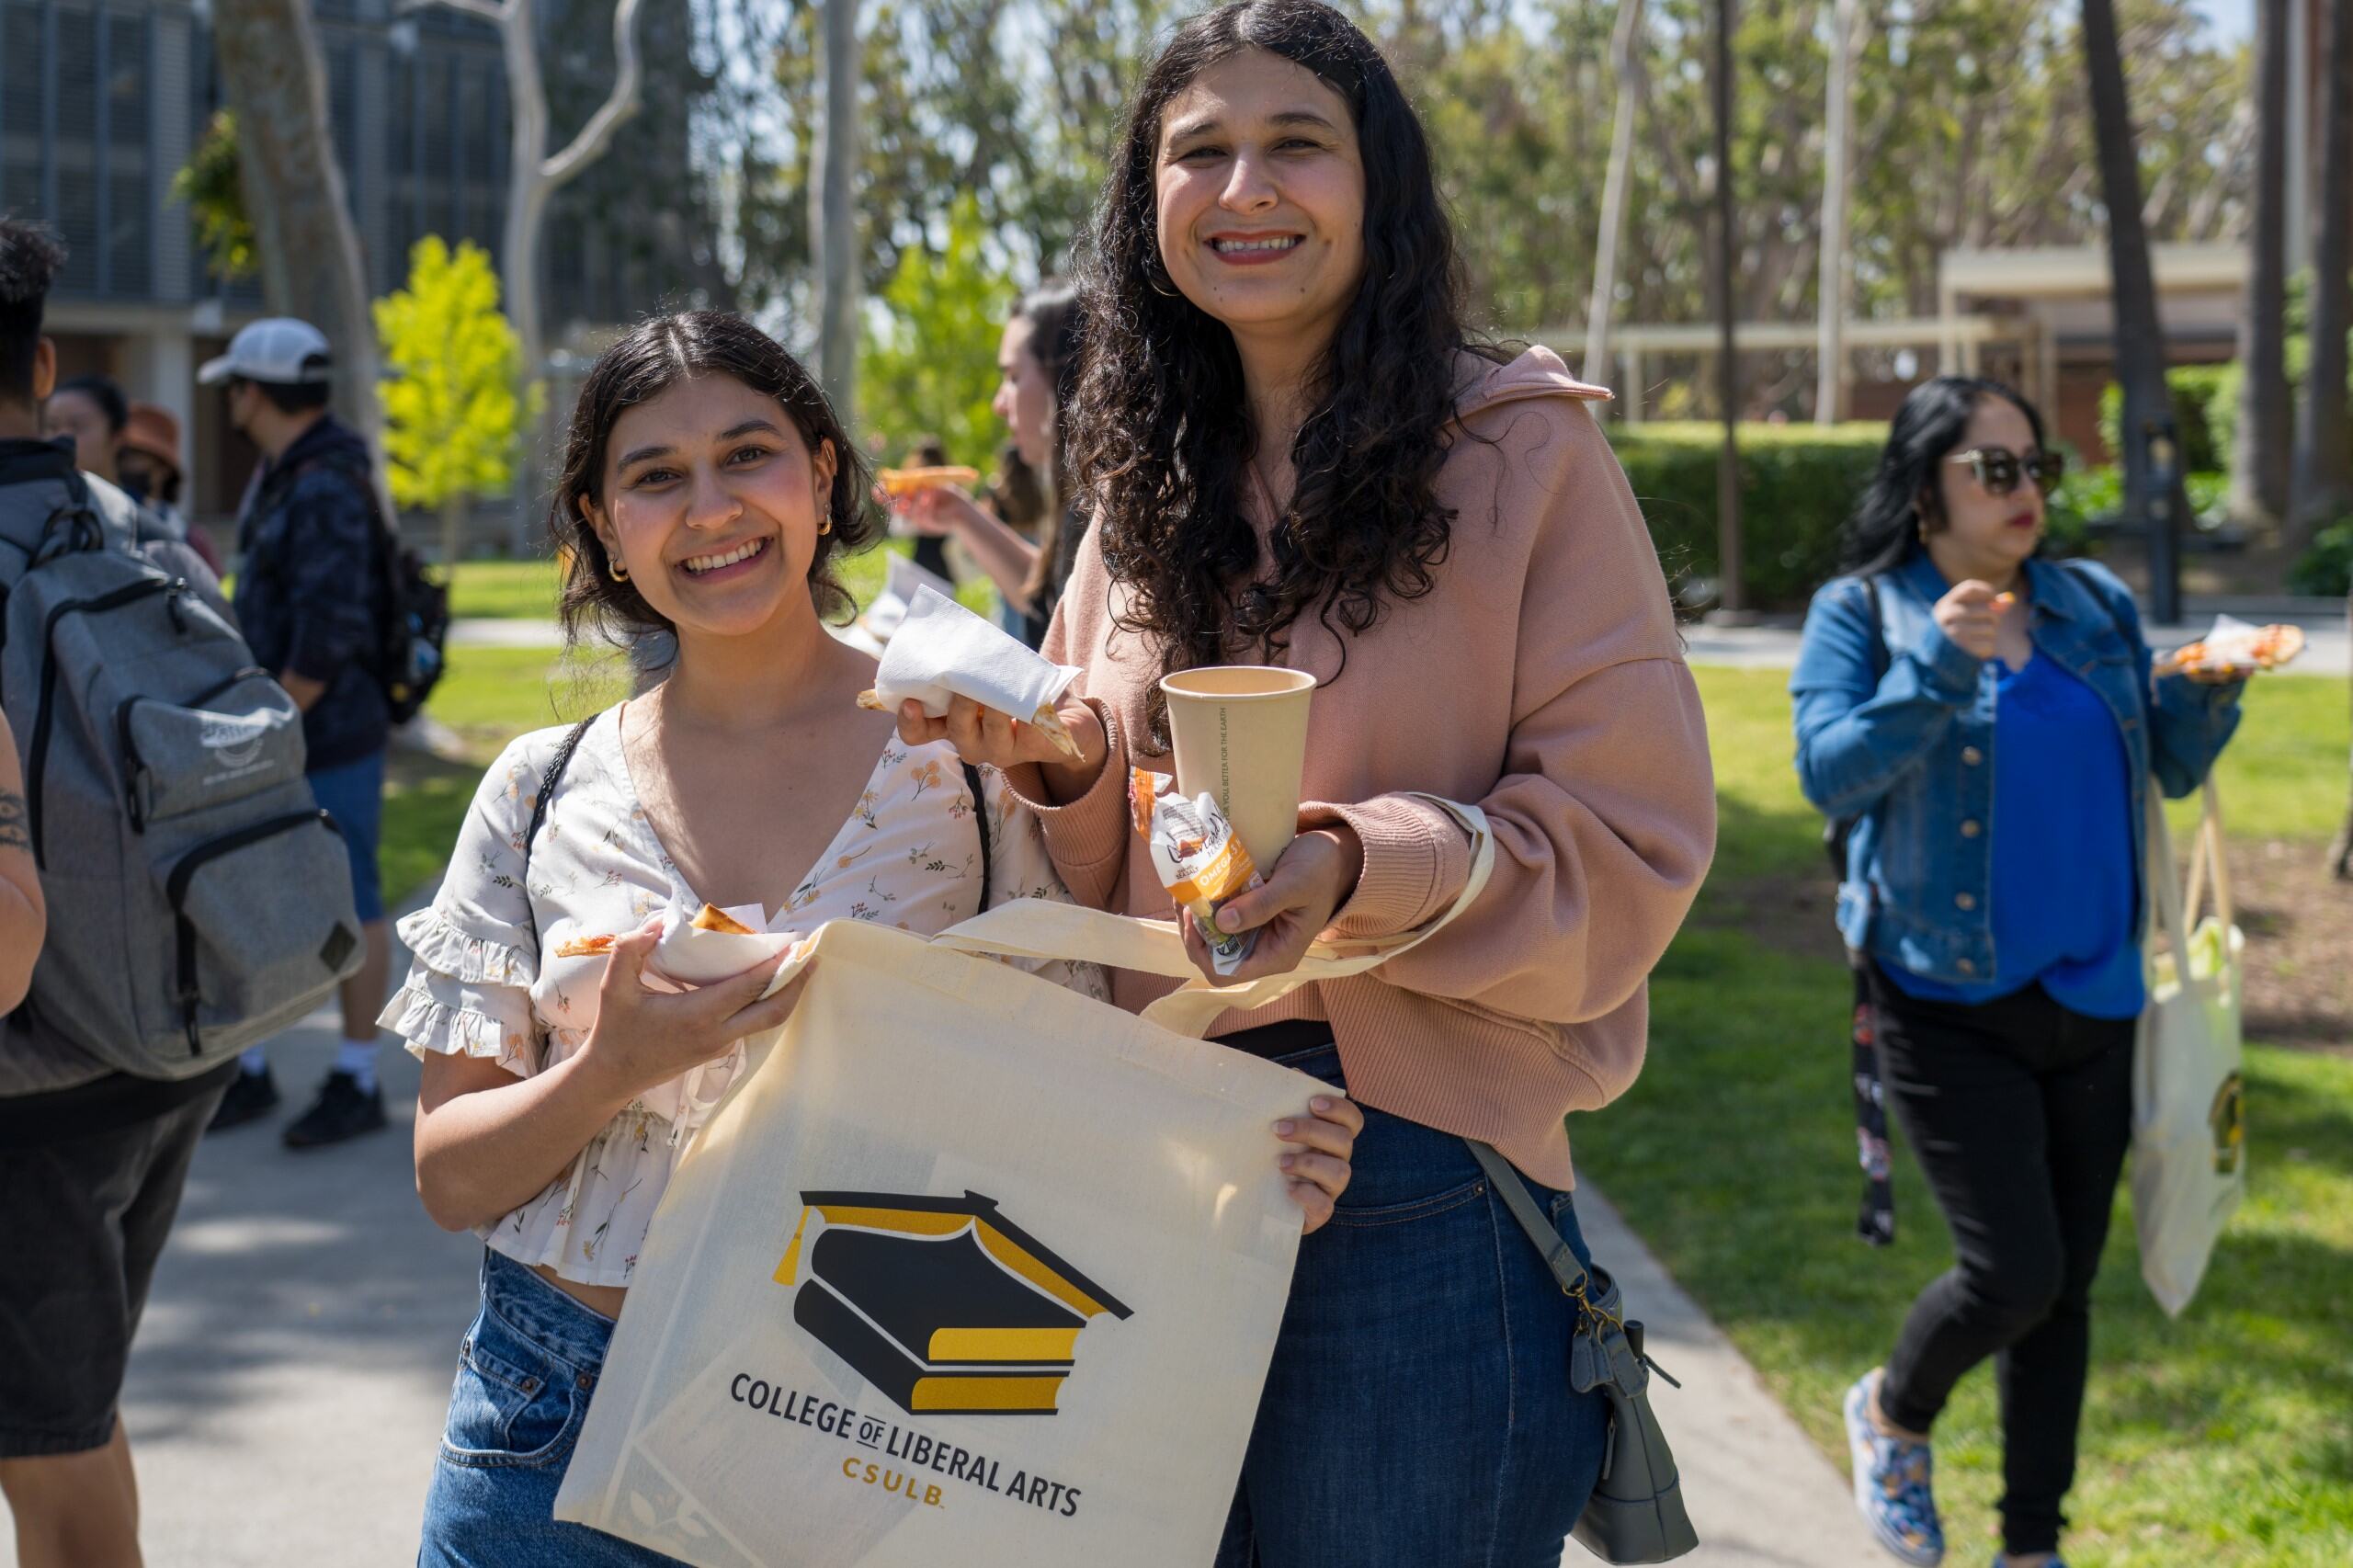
[875,465,981,498]
[689,903,759,936]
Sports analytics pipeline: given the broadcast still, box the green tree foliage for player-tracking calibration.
[859,194,1013,466]
[373,237,539,562]
[171,109,257,284]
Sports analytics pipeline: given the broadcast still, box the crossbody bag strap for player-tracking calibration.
[961,761,994,913]
[520,716,597,950]
[1465,1139,1590,1299]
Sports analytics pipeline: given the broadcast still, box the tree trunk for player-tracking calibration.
[1814,0,1859,425]
[2083,0,2197,626]
[208,0,380,445]
[2232,0,2291,533]
[1712,0,1742,613]
[439,496,468,568]
[2297,0,2353,538]
[1582,0,1644,392]
[813,0,862,415]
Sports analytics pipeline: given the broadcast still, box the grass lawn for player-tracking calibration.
[1573,667,2353,1565]
[381,646,628,906]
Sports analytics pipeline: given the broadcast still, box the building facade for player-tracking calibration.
[2,0,722,528]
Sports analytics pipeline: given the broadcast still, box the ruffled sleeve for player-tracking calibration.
[379,729,558,1078]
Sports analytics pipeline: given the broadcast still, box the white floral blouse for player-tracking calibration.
[381,706,1108,1288]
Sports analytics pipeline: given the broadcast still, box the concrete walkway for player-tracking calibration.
[8,896,1881,1566]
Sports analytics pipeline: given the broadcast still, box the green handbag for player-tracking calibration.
[1466,1142,1700,1564]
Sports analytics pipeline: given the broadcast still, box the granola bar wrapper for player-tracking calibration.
[1131,768,1264,976]
[862,585,1084,758]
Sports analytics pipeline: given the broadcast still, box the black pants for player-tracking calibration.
[1867,966,2135,1557]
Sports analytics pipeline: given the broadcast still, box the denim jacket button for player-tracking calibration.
[1961,746,1984,766]
[1961,819,1982,838]
[1957,958,1977,975]
[1954,892,1977,911]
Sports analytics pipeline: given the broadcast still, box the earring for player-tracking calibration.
[1144,256,1181,299]
[1912,502,1929,543]
[819,517,833,536]
[608,558,630,583]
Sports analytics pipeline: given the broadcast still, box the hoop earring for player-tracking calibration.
[1144,256,1180,300]
[608,558,630,583]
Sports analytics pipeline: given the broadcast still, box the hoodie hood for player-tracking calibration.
[1454,344,1611,420]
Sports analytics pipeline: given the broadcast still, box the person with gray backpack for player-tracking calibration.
[0,220,361,1567]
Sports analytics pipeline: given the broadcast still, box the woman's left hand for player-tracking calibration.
[1276,1094,1364,1234]
[1180,824,1363,983]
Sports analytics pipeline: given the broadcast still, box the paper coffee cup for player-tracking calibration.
[1159,665,1317,870]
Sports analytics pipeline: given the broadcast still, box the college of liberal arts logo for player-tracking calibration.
[774,1191,1131,1416]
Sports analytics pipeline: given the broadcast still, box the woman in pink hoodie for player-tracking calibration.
[898,3,1716,1558]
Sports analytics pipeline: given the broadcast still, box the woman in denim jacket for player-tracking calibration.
[1790,377,2243,1568]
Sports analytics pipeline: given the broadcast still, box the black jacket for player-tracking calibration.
[232,416,389,770]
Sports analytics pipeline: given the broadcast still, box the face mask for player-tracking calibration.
[119,470,150,506]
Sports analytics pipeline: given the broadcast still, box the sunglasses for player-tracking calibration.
[1949,446,2065,498]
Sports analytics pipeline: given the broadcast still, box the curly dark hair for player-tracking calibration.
[1074,0,1499,745]
[551,311,878,651]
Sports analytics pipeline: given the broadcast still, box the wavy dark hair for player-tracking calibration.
[1843,375,2049,576]
[1073,0,1496,745]
[551,311,878,650]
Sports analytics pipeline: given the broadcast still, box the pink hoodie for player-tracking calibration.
[1009,346,1717,1186]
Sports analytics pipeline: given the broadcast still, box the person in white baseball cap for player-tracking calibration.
[197,316,334,389]
[202,314,401,1150]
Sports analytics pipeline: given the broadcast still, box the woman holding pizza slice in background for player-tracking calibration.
[1790,375,2247,1568]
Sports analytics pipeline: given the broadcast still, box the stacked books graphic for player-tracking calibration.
[776,1190,1133,1416]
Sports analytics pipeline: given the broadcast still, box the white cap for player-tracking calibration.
[198,318,334,387]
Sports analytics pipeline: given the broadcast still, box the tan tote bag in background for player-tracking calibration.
[552,801,1492,1567]
[2132,778,2246,1318]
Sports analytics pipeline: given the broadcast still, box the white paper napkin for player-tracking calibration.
[868,585,1082,751]
[649,893,806,989]
[858,554,961,645]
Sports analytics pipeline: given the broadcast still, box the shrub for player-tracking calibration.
[2097,365,2233,474]
[2289,520,2353,598]
[1607,422,1888,608]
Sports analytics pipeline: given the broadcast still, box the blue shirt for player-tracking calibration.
[1882,651,2145,1018]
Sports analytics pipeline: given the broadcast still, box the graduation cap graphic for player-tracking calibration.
[775,1190,1132,1416]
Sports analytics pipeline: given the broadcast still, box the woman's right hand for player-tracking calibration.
[896,694,1108,801]
[1931,579,2012,662]
[575,922,809,1105]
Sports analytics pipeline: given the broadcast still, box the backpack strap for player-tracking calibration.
[961,761,994,914]
[519,717,597,952]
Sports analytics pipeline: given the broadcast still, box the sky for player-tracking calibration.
[2199,0,2252,43]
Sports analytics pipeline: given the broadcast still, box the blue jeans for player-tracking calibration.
[1214,1044,1610,1568]
[418,1250,670,1565]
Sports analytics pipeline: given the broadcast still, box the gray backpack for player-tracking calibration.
[0,443,361,1087]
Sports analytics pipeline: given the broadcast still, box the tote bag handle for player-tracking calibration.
[933,796,1494,1040]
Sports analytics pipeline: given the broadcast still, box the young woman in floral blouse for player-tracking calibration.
[393,312,1363,1563]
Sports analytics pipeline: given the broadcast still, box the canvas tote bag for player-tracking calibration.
[2131,778,2246,1318]
[553,802,1492,1566]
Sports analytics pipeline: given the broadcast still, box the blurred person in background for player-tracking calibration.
[114,402,221,574]
[886,279,1086,649]
[41,372,125,487]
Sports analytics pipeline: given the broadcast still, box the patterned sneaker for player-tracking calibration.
[1844,1370,1944,1566]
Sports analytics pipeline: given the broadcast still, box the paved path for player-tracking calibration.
[9,896,1881,1566]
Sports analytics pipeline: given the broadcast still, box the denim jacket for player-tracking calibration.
[1790,551,2242,985]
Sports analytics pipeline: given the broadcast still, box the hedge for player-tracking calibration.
[1607,421,1888,608]
[2097,365,2234,474]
